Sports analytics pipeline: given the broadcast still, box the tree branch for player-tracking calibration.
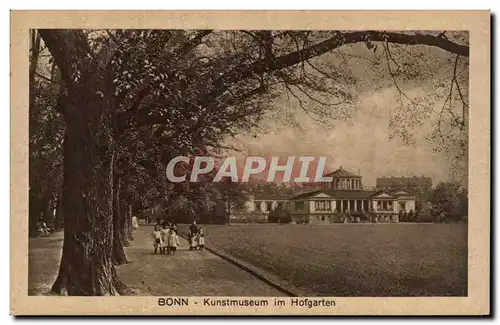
[117,30,469,132]
[205,31,469,103]
[34,72,56,83]
[176,30,213,56]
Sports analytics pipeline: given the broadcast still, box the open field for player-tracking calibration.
[190,223,467,296]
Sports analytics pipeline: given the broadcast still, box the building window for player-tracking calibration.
[254,201,261,211]
[266,201,273,211]
[315,200,331,211]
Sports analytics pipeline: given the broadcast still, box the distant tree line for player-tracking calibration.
[415,181,468,222]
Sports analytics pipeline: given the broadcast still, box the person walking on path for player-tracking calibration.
[36,218,50,237]
[167,228,180,254]
[189,220,198,235]
[189,220,198,250]
[189,232,198,251]
[152,224,164,254]
[132,215,139,230]
[160,224,170,254]
[197,227,205,250]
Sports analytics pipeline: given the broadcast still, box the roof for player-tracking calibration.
[376,176,432,188]
[388,188,416,197]
[253,195,291,201]
[324,166,361,178]
[288,189,324,200]
[289,189,378,200]
[326,190,378,199]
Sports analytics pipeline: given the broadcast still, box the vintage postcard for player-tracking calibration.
[11,10,490,316]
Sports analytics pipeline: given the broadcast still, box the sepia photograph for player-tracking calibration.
[11,10,490,315]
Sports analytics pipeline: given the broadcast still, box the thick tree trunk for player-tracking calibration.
[51,93,127,295]
[38,29,129,295]
[112,174,128,265]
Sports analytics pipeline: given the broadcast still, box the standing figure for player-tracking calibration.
[189,220,198,250]
[36,219,50,237]
[132,215,139,230]
[167,228,180,254]
[197,227,205,250]
[190,232,198,251]
[189,220,198,236]
[152,224,163,254]
[160,224,170,254]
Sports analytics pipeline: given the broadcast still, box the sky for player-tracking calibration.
[226,88,453,188]
[222,35,469,188]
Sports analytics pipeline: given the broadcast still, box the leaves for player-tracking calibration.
[37,29,470,217]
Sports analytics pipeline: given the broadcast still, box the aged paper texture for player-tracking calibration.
[11,10,490,315]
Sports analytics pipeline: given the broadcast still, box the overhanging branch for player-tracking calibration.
[206,31,469,102]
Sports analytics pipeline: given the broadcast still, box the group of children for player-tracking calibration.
[151,220,205,254]
[152,221,180,254]
[188,226,205,251]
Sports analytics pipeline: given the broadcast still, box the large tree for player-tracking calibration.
[36,29,469,295]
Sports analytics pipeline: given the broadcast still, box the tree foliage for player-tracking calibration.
[29,30,65,235]
[32,28,470,295]
[430,181,467,221]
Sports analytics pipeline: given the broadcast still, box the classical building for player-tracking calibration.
[288,187,416,224]
[288,167,416,223]
[244,167,417,224]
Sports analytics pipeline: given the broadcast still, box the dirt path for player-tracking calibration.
[29,222,284,296]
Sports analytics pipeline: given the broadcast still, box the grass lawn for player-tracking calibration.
[194,223,467,296]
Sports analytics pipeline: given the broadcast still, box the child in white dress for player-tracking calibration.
[160,224,170,254]
[132,216,139,229]
[152,224,163,254]
[197,228,205,250]
[189,232,198,250]
[167,228,180,254]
